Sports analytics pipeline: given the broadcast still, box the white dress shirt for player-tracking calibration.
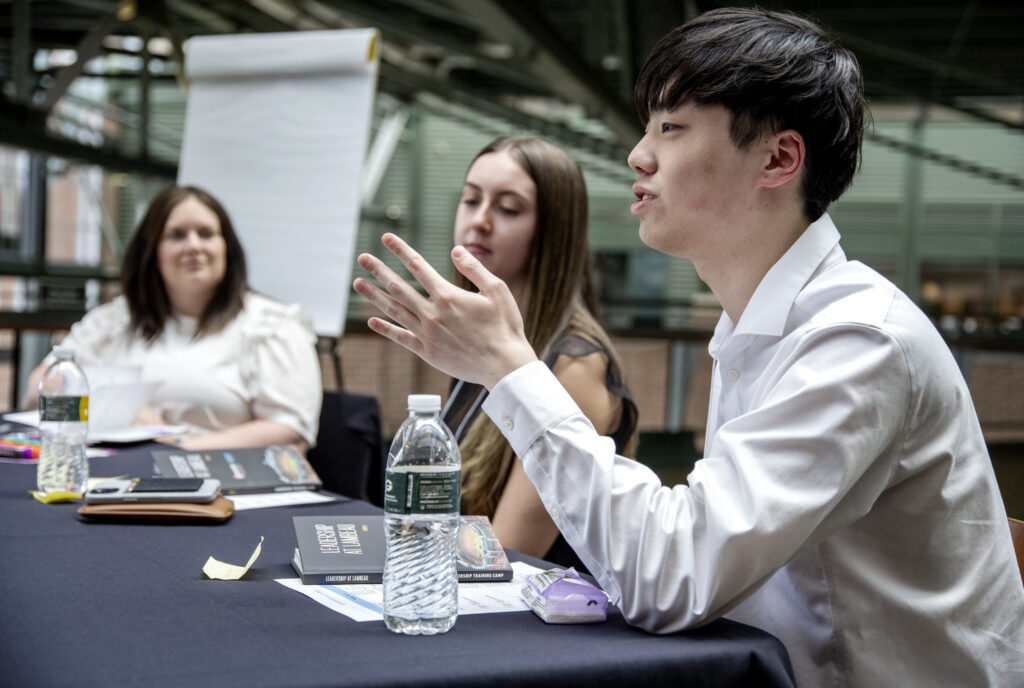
[58,292,322,443]
[483,214,1024,687]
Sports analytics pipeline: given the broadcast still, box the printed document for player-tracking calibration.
[277,560,541,622]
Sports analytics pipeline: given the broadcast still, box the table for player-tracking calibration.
[0,443,795,688]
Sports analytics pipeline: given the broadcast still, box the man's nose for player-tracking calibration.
[628,136,654,174]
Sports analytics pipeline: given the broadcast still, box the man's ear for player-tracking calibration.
[758,129,804,188]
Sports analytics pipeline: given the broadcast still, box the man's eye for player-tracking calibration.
[661,122,678,133]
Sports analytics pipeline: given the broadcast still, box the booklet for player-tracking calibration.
[152,446,322,495]
[291,514,513,584]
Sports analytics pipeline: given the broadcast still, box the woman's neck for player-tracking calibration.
[168,290,211,319]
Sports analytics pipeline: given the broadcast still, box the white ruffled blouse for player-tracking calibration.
[58,292,322,443]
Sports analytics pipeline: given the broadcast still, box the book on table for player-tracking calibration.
[291,514,513,584]
[152,446,322,494]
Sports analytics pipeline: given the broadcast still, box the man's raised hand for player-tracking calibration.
[352,233,537,389]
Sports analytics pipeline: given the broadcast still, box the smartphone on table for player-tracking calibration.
[84,477,221,504]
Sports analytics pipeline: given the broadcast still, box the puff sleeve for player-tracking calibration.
[57,298,133,366]
[239,294,323,445]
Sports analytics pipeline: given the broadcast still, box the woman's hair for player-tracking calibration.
[634,7,866,222]
[121,184,248,341]
[454,136,635,518]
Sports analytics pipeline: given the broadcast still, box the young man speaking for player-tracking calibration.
[354,8,1024,686]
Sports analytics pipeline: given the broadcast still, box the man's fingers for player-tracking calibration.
[356,251,416,300]
[352,270,424,336]
[354,237,535,388]
[451,245,511,301]
[355,251,427,314]
[366,316,423,357]
[380,233,449,297]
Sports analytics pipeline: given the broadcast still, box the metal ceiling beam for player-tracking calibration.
[225,0,634,159]
[837,25,1023,130]
[0,107,177,179]
[835,29,1018,99]
[870,81,1023,131]
[445,0,639,147]
[36,11,121,113]
[166,0,239,33]
[379,62,630,163]
[295,0,550,97]
[12,0,32,103]
[867,129,1024,191]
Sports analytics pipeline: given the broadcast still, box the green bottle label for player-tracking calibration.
[384,468,460,515]
[39,395,89,423]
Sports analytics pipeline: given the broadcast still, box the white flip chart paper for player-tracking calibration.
[178,28,380,335]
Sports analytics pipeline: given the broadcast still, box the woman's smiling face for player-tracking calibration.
[156,195,227,314]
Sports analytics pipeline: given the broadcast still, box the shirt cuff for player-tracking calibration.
[482,360,581,457]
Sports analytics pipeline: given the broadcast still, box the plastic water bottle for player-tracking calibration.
[383,394,461,635]
[36,345,90,495]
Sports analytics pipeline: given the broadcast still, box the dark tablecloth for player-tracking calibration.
[0,442,795,688]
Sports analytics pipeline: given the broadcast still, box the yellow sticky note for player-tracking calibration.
[31,490,81,503]
[32,476,126,503]
[203,536,264,580]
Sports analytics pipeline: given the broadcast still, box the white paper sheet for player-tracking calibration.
[276,560,541,622]
[226,490,337,511]
[3,410,188,445]
[178,29,380,335]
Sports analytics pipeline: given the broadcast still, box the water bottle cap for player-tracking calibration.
[52,345,75,360]
[407,394,441,412]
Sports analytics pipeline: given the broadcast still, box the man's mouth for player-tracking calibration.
[630,189,657,215]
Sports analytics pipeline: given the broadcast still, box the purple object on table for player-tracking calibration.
[521,567,609,624]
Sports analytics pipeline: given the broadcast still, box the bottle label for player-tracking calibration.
[384,468,460,515]
[39,395,89,423]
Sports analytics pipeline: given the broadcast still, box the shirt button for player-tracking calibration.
[503,418,515,432]
[727,368,740,381]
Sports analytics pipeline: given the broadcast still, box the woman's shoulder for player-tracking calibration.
[546,330,607,361]
[549,329,638,456]
[240,292,316,341]
[76,296,131,331]
[547,330,613,390]
[63,296,133,356]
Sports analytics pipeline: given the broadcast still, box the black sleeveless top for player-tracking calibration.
[442,333,638,573]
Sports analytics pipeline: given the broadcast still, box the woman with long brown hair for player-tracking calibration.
[442,136,637,570]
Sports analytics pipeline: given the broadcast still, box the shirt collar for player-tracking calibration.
[169,312,199,336]
[710,213,842,351]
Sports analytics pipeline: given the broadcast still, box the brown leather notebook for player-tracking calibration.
[77,496,234,523]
